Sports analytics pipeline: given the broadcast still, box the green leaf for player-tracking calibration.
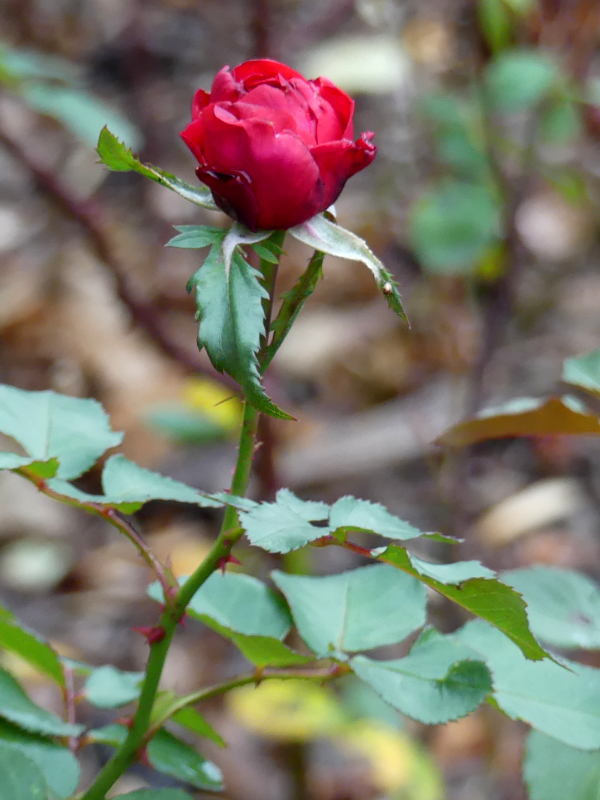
[288,213,406,320]
[166,225,226,249]
[563,349,600,396]
[456,620,600,749]
[97,127,217,210]
[0,742,47,799]
[0,453,59,476]
[329,496,423,541]
[0,668,82,737]
[502,566,600,649]
[0,603,64,686]
[150,572,308,667]
[186,572,292,639]
[0,719,80,799]
[263,251,325,369]
[241,488,330,553]
[114,792,192,800]
[409,181,501,274]
[377,544,547,661]
[101,455,223,510]
[189,243,291,420]
[272,564,427,657]
[351,629,491,724]
[485,49,558,111]
[252,243,280,263]
[221,223,273,277]
[147,729,223,791]
[45,454,228,513]
[539,99,582,144]
[0,384,123,480]
[213,632,313,668]
[171,706,225,748]
[22,84,140,149]
[524,730,600,800]
[478,0,513,53]
[438,395,600,447]
[86,723,127,746]
[84,665,143,709]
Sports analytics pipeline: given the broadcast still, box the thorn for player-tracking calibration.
[132,625,166,645]
[217,553,242,575]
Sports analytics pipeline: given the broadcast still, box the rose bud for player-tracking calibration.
[181,59,376,231]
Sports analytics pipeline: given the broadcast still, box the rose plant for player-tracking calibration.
[0,58,599,800]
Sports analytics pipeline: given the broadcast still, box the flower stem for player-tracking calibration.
[80,236,282,800]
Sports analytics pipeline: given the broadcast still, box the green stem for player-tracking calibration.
[147,663,348,738]
[80,235,282,800]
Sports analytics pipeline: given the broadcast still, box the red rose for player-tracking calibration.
[181,59,376,231]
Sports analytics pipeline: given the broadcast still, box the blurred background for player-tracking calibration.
[1,0,600,797]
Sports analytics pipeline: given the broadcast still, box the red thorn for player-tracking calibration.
[132,625,166,644]
[217,553,242,575]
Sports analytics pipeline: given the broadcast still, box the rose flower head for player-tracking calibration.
[181,59,376,231]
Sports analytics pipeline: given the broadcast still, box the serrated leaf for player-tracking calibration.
[407,554,495,583]
[0,384,123,480]
[524,730,600,800]
[329,496,423,541]
[377,544,547,661]
[150,573,306,667]
[252,243,279,263]
[167,225,226,249]
[502,566,600,649]
[0,668,82,737]
[101,455,223,509]
[216,631,313,668]
[456,620,600,749]
[272,564,427,657]
[0,603,64,686]
[563,349,600,397]
[97,127,217,209]
[263,251,325,369]
[241,488,330,553]
[45,455,231,514]
[351,629,491,724]
[0,719,80,799]
[0,742,47,799]
[437,395,600,448]
[485,49,558,111]
[190,244,291,420]
[222,223,272,277]
[289,213,406,320]
[147,729,223,791]
[84,665,143,709]
[186,572,291,638]
[0,453,59,476]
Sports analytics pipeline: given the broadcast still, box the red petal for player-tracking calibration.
[180,118,207,165]
[191,88,210,120]
[313,77,355,141]
[242,83,316,145]
[228,99,299,136]
[232,59,305,89]
[197,167,260,231]
[191,105,324,229]
[310,132,377,207]
[210,66,244,103]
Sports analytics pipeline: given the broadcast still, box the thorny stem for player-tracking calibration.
[80,232,285,800]
[17,469,175,596]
